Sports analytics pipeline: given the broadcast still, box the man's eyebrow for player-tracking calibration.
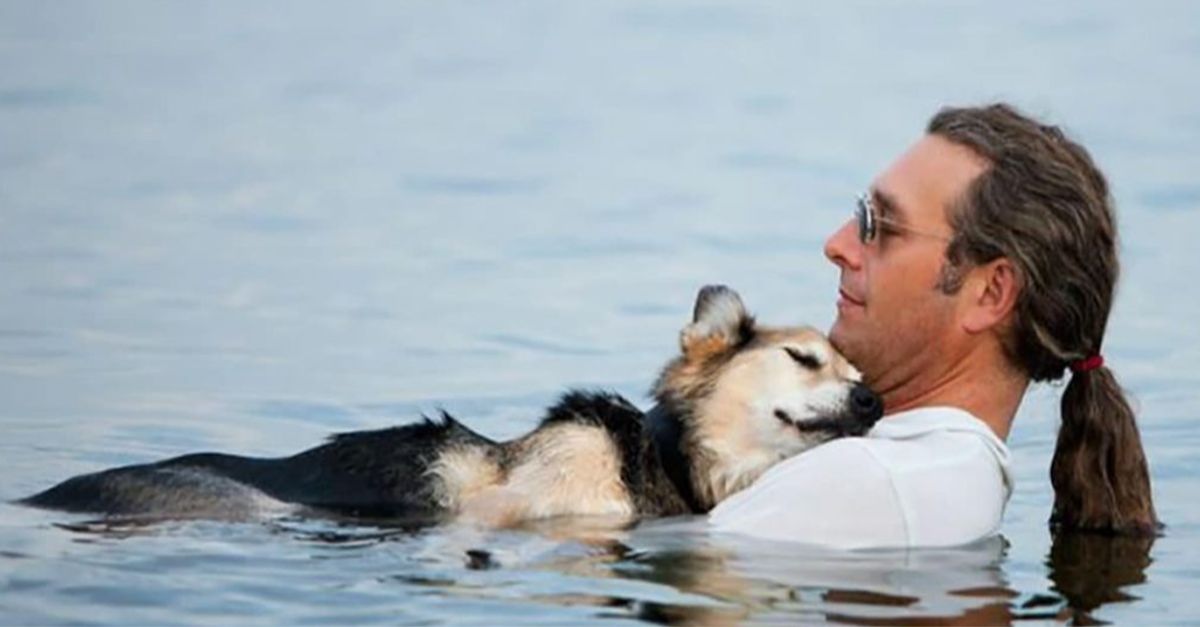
[870,187,908,222]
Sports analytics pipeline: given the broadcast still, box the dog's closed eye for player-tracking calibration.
[784,347,822,370]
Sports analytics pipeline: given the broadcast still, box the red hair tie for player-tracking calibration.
[1070,354,1104,373]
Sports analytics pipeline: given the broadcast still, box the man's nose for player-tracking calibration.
[824,219,863,271]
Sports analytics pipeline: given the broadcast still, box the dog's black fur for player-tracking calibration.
[19,391,693,521]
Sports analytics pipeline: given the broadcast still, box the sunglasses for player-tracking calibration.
[855,193,951,244]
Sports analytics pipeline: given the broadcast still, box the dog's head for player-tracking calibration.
[653,285,883,508]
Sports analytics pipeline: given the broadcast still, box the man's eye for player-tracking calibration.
[784,347,822,370]
[877,221,901,237]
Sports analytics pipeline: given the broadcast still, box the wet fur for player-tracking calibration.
[20,392,689,524]
[20,286,881,526]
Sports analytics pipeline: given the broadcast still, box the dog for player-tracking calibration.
[19,285,882,526]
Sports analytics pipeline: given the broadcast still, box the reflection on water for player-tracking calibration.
[631,534,1019,625]
[516,526,1156,626]
[1048,532,1156,625]
[3,501,1161,625]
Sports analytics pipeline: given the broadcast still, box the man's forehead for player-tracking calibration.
[871,134,989,223]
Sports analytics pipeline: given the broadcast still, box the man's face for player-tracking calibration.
[823,135,988,396]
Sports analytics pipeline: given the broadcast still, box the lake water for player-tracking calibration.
[2,1,1198,624]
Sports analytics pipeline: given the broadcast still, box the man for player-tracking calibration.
[709,103,1157,549]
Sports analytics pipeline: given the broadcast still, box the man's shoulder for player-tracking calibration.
[767,405,1008,482]
[709,435,909,548]
[709,406,1011,549]
[756,435,892,486]
[872,405,993,437]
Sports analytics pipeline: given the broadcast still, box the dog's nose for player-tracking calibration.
[850,384,883,425]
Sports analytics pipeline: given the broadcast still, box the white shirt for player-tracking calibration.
[708,406,1012,550]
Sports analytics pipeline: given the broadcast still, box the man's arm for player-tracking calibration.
[708,438,908,550]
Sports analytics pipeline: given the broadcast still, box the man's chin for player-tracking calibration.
[828,323,868,372]
[828,323,851,356]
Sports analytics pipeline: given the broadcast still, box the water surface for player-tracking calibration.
[2,2,1198,624]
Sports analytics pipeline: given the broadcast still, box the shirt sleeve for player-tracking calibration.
[707,438,909,550]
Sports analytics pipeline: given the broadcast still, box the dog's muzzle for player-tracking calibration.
[776,383,884,437]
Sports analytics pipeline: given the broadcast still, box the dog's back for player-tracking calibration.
[18,392,688,523]
[19,415,497,521]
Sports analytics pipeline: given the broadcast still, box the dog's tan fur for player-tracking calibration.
[448,425,637,526]
[426,287,875,525]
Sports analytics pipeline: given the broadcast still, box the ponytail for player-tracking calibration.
[1050,366,1157,535]
[929,104,1159,535]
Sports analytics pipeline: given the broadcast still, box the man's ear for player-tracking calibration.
[680,285,754,358]
[960,258,1021,334]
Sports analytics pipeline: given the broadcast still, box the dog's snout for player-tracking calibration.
[850,384,883,425]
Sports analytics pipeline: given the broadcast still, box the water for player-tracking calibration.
[2,1,1198,623]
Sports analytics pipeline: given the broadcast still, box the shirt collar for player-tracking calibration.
[869,405,1013,499]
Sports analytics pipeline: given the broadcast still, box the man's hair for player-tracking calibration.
[928,103,1157,535]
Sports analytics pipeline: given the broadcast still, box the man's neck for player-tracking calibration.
[878,348,1028,440]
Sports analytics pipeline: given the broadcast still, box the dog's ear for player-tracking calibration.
[680,285,753,358]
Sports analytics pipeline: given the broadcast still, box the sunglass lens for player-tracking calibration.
[856,196,873,243]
